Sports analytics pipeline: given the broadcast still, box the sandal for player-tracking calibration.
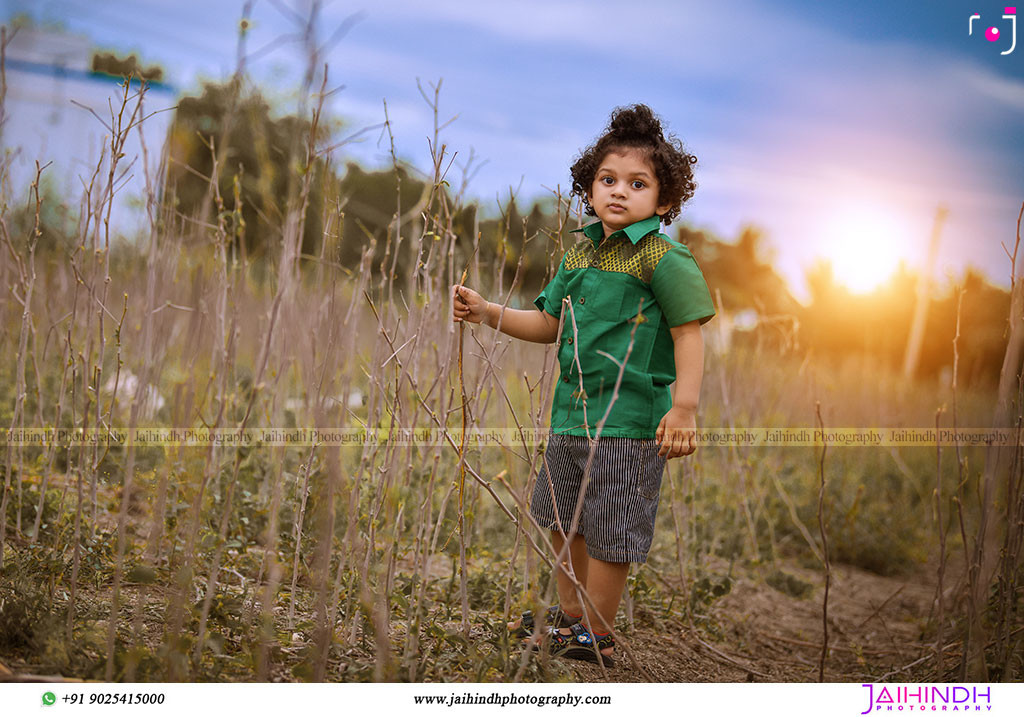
[509,605,581,639]
[548,622,615,668]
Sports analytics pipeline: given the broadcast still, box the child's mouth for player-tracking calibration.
[608,203,626,212]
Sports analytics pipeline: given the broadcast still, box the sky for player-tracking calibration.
[4,0,1024,302]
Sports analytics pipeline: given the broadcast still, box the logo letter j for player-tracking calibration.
[1004,8,1018,54]
[861,684,875,715]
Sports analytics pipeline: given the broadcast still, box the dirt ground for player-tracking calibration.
[0,545,958,683]
[568,559,952,683]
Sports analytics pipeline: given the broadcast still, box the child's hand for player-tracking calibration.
[452,284,489,324]
[655,406,697,459]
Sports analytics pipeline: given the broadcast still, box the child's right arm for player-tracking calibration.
[451,285,559,344]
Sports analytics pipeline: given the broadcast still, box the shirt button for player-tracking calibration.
[563,375,570,383]
[579,297,585,304]
[567,337,574,344]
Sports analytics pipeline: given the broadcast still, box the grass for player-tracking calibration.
[0,48,1020,684]
[0,324,1003,681]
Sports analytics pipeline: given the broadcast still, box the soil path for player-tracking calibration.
[570,560,949,683]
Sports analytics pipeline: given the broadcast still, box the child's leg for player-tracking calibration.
[551,530,589,617]
[541,437,663,664]
[548,555,625,661]
[581,557,629,635]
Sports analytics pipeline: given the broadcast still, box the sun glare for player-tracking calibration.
[818,205,910,294]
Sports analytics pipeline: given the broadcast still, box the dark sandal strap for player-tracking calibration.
[511,605,580,638]
[547,605,581,628]
[550,623,615,667]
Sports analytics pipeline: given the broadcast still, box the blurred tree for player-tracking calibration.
[335,162,480,290]
[476,199,563,298]
[679,223,1008,387]
[334,165,559,296]
[5,173,75,256]
[336,162,427,274]
[164,81,326,264]
[680,225,798,316]
[927,269,1010,386]
[91,52,164,82]
[796,260,1008,387]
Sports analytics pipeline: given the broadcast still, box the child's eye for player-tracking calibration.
[632,180,646,190]
[601,176,614,185]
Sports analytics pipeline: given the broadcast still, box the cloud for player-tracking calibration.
[948,61,1024,111]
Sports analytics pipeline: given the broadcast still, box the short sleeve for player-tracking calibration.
[533,255,568,317]
[651,243,716,326]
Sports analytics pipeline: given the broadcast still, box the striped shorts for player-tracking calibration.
[529,433,667,563]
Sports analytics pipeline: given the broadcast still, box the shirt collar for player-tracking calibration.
[571,215,661,245]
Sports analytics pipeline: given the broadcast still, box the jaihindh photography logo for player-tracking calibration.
[969,7,1017,54]
[860,684,993,713]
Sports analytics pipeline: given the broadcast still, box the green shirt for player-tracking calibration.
[533,215,715,438]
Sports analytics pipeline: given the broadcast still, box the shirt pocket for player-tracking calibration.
[618,293,646,322]
[589,278,651,327]
[560,279,624,364]
[617,282,657,324]
[579,278,626,326]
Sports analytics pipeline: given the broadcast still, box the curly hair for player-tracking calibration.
[570,104,697,225]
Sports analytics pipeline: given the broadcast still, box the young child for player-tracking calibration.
[451,104,715,667]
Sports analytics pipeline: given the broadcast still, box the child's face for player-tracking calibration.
[587,148,671,237]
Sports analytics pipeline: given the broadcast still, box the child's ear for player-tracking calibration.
[656,203,672,217]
